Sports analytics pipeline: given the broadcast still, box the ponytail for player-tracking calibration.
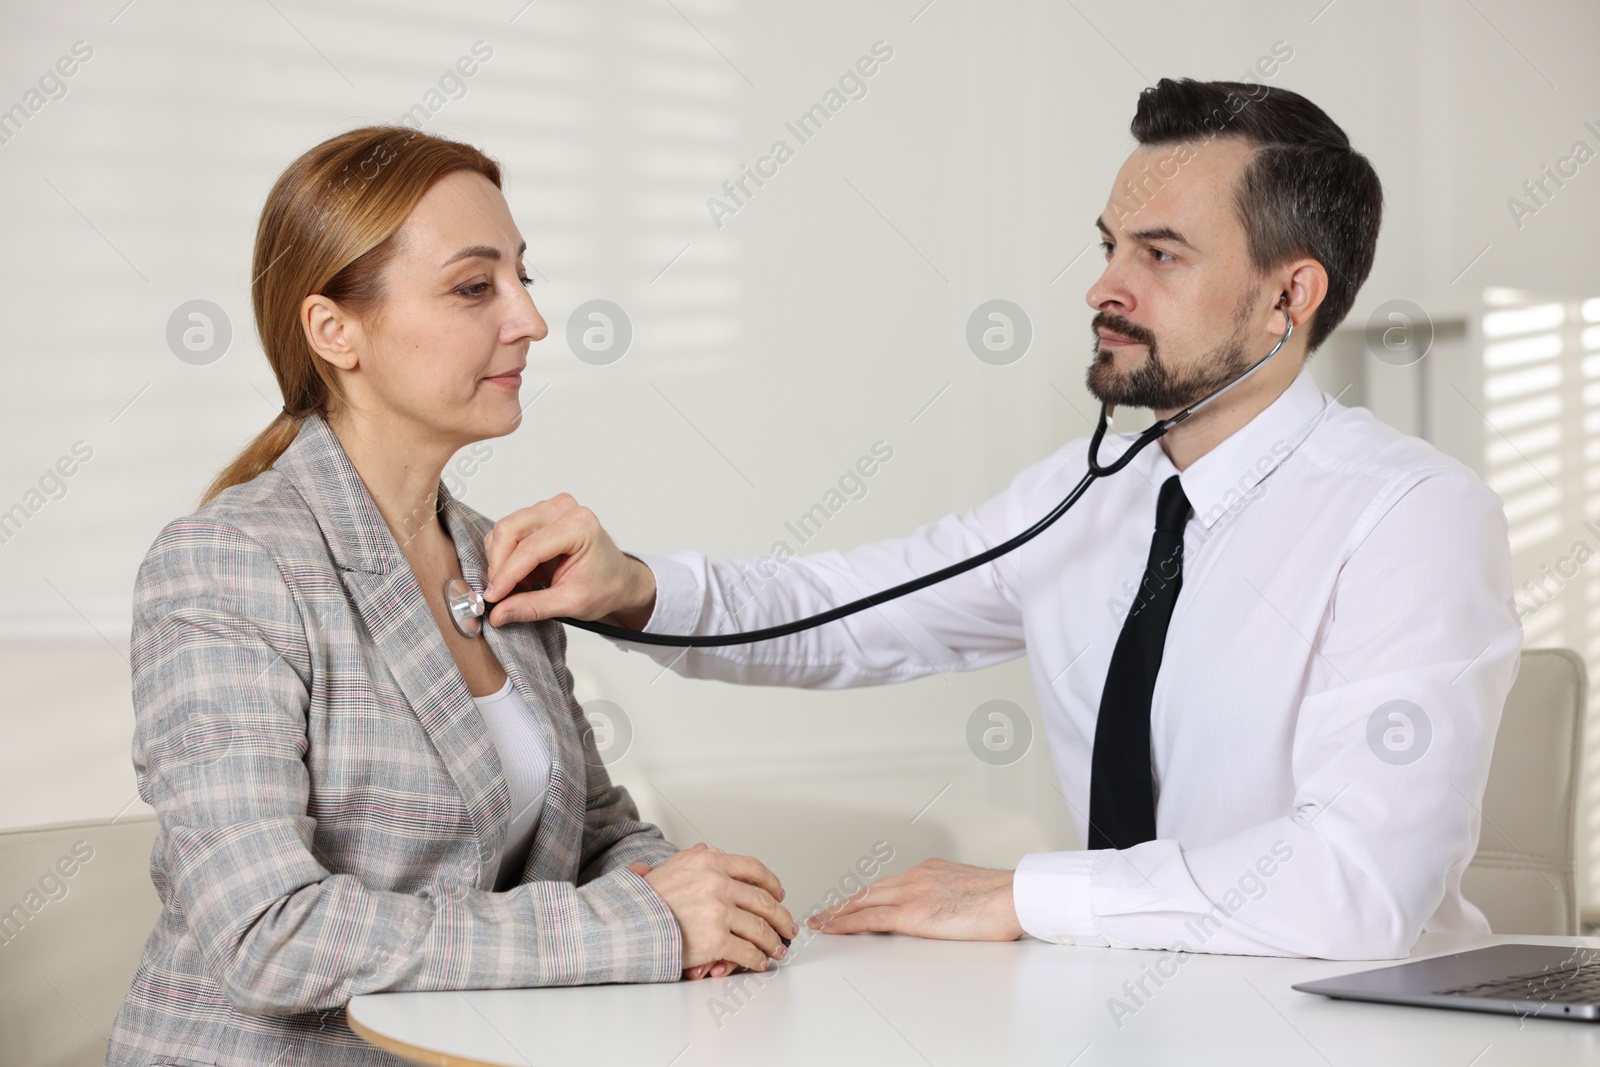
[199,410,306,508]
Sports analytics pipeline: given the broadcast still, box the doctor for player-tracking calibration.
[480,79,1520,963]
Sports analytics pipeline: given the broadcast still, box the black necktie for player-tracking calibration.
[1088,474,1191,851]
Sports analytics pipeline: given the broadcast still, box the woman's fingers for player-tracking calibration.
[683,847,795,938]
[715,852,786,903]
[726,892,791,960]
[650,844,799,977]
[683,960,738,981]
[713,928,771,973]
[732,881,797,946]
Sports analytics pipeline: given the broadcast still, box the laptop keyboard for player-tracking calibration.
[1438,960,1600,1004]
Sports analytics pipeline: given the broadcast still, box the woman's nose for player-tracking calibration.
[507,297,549,343]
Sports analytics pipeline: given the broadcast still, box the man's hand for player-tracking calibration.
[481,494,656,629]
[805,858,1024,941]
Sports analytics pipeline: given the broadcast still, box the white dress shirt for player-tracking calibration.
[472,677,552,891]
[625,362,1522,960]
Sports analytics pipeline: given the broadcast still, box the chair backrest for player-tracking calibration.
[0,816,161,1067]
[1462,647,1586,935]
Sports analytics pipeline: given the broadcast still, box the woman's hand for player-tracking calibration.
[627,843,797,978]
[481,494,656,629]
[631,858,740,981]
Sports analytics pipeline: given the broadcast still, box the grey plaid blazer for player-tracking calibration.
[106,413,682,1067]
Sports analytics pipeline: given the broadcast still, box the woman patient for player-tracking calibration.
[107,125,794,1066]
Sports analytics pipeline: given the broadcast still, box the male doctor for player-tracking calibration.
[480,79,1520,965]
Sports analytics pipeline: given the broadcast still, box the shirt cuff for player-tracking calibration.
[1013,850,1112,946]
[629,552,701,639]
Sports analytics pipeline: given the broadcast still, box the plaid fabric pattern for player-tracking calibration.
[106,414,682,1067]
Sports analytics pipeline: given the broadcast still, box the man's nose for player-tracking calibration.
[1086,262,1134,314]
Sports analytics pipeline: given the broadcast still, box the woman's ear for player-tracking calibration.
[301,293,361,372]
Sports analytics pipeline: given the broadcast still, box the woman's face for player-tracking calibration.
[306,169,548,444]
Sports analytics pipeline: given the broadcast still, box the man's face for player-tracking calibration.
[1085,137,1278,413]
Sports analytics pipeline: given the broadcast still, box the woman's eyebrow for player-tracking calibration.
[439,239,527,270]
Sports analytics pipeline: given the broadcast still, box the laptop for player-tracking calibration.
[1292,944,1600,1021]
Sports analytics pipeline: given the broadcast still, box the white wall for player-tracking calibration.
[3,0,1599,910]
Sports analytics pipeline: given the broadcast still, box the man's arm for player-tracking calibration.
[481,450,1092,688]
[816,468,1522,959]
[621,515,1027,688]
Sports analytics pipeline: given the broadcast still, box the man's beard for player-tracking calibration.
[1085,295,1259,412]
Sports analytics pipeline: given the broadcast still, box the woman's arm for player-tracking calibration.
[132,517,682,1017]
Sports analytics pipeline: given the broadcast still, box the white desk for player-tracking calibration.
[348,932,1600,1066]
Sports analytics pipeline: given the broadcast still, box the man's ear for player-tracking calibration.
[1281,259,1329,333]
[301,293,361,372]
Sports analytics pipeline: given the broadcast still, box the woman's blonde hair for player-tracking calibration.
[201,125,502,506]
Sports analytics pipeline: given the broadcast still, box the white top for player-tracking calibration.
[472,676,552,891]
[625,362,1522,959]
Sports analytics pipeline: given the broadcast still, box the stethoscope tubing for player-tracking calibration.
[453,309,1295,647]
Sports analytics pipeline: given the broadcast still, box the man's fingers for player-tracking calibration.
[810,882,899,926]
[484,525,576,602]
[489,585,590,627]
[814,904,902,936]
[485,496,579,578]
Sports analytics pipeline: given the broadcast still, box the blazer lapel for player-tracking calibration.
[440,493,586,885]
[274,415,512,884]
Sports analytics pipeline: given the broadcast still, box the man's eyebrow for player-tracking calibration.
[1126,225,1195,251]
[1095,216,1197,252]
[439,239,527,270]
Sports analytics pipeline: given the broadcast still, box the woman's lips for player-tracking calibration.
[484,370,522,387]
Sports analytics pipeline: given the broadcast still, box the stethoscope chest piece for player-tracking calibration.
[444,576,486,638]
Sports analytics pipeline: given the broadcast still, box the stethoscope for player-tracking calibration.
[446,298,1295,646]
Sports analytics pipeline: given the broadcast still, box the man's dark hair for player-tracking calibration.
[1130,78,1382,351]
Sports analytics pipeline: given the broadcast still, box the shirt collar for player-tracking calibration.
[1130,361,1331,532]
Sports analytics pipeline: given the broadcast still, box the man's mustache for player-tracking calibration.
[1091,311,1157,350]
